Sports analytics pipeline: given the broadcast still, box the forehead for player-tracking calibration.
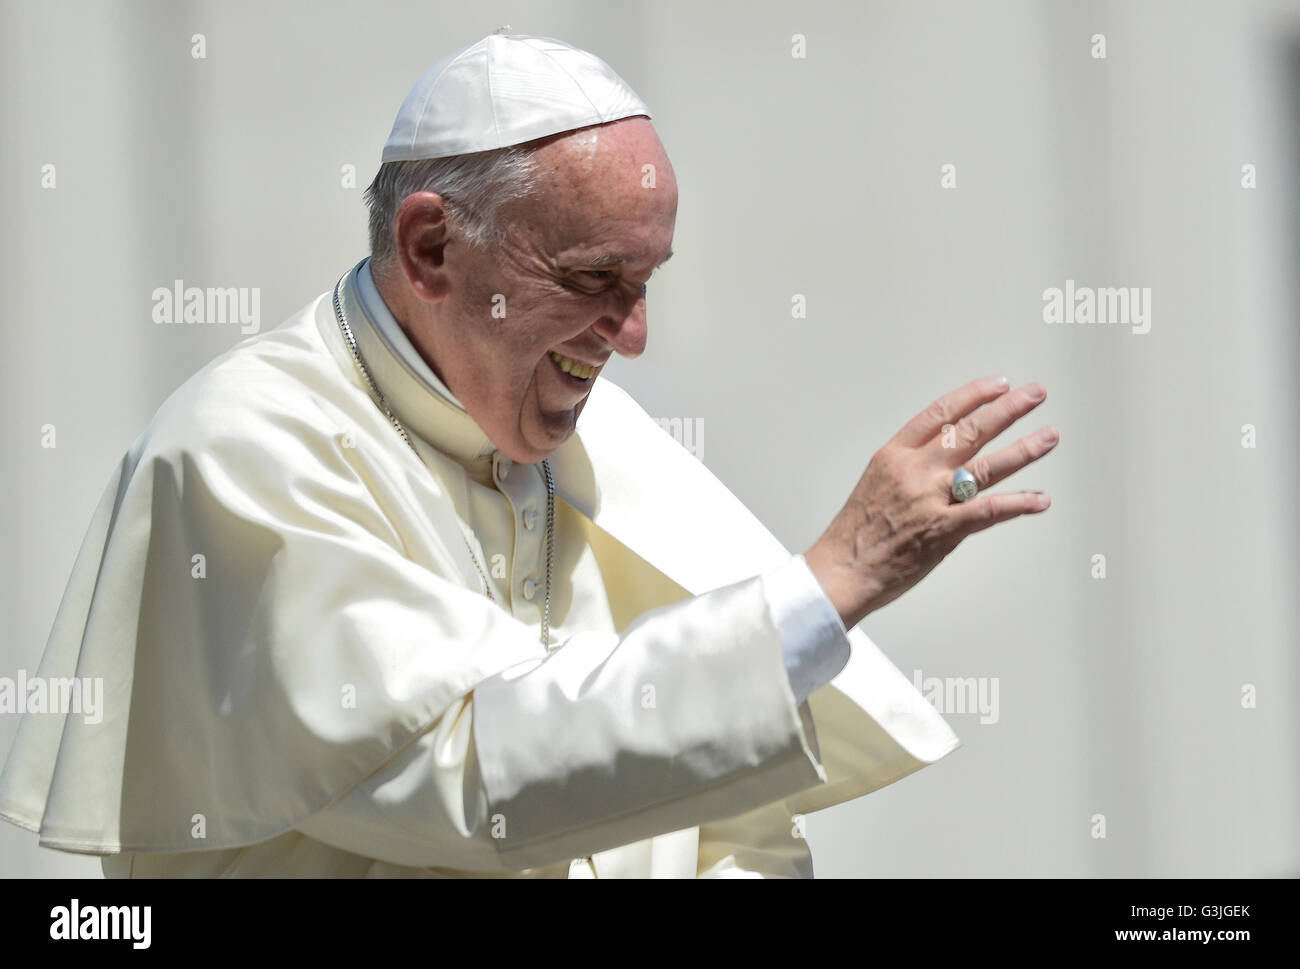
[520,119,677,266]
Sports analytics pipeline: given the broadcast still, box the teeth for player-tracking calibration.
[549,351,597,380]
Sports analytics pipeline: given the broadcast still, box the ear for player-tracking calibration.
[393,192,453,302]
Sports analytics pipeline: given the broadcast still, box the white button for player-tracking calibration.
[494,454,512,482]
[522,578,537,600]
[522,509,537,531]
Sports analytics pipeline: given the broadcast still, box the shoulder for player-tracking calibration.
[94,291,414,553]
[135,292,363,470]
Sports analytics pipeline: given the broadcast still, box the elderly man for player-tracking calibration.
[0,32,1056,877]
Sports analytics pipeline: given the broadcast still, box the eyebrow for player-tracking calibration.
[579,247,674,269]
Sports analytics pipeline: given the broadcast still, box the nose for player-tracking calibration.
[591,288,647,359]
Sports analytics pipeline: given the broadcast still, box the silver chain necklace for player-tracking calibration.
[331,274,555,649]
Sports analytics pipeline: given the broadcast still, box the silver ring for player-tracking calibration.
[951,467,978,502]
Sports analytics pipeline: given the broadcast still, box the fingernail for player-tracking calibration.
[993,375,1010,389]
[1037,426,1058,445]
[1025,383,1046,402]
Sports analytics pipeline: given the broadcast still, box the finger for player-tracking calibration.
[962,425,1059,492]
[895,375,1011,448]
[950,489,1051,536]
[934,382,1047,465]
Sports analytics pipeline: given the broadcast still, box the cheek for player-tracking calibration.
[510,309,580,370]
[461,278,594,391]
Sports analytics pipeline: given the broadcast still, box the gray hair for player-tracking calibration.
[363,146,541,276]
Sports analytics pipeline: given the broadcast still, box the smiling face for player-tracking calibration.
[378,117,678,464]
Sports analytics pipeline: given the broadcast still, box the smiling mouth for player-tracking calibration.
[549,350,598,380]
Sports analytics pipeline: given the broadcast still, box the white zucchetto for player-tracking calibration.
[380,31,653,163]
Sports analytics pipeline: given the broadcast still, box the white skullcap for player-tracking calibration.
[381,30,652,163]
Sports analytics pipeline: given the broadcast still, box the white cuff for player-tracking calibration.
[763,554,852,708]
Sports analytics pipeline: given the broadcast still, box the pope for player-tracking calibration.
[0,31,1058,877]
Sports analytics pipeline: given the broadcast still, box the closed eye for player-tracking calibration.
[569,266,658,297]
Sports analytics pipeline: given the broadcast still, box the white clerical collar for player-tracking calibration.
[357,258,464,409]
[338,259,498,475]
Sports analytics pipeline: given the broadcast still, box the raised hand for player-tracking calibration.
[804,375,1059,630]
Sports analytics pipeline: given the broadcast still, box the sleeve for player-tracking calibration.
[768,554,853,708]
[295,558,832,874]
[692,557,845,879]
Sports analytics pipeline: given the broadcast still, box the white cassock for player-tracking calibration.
[0,259,960,877]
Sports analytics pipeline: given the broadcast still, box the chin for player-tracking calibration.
[488,426,554,464]
[513,418,579,464]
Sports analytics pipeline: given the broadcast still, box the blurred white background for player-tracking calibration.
[1,0,1296,876]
